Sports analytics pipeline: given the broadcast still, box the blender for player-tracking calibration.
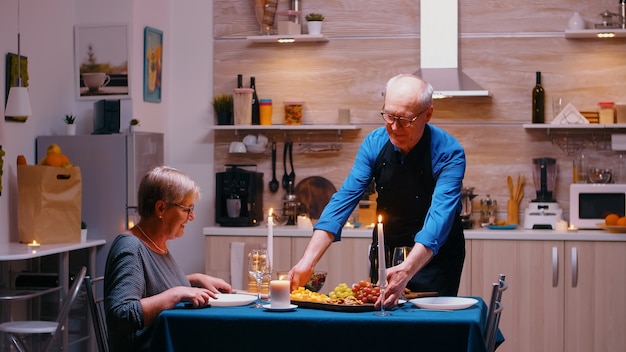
[523,157,563,229]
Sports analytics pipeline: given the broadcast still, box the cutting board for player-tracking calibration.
[294,176,337,220]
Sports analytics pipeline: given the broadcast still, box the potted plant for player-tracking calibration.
[305,13,324,35]
[212,94,233,125]
[129,118,140,133]
[64,115,76,135]
[81,221,88,242]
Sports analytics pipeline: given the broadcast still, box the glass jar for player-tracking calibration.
[598,101,616,124]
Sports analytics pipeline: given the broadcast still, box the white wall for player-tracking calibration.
[167,0,215,273]
[0,0,213,274]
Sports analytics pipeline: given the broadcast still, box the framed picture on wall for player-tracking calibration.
[143,26,163,103]
[74,23,130,100]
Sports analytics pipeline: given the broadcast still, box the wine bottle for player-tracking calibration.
[250,77,260,125]
[237,74,243,88]
[532,71,545,123]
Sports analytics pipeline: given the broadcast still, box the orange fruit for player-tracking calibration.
[617,217,626,227]
[605,213,620,226]
[42,153,70,167]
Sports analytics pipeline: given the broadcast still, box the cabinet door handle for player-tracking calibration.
[571,246,578,288]
[552,246,559,287]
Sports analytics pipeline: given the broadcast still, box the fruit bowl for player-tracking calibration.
[304,271,327,292]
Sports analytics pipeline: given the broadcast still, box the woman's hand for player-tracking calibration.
[187,273,232,295]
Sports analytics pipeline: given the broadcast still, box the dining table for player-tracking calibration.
[150,295,503,352]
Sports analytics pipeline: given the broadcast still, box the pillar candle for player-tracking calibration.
[268,208,274,271]
[377,215,386,287]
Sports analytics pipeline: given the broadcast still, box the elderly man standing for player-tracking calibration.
[288,74,466,309]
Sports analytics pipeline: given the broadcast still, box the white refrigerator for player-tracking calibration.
[36,132,164,277]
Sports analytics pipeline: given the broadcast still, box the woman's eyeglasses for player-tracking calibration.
[171,203,194,215]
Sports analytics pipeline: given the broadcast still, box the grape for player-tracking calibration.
[350,280,380,303]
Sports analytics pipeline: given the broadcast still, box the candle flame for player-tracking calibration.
[33,240,38,245]
[269,208,273,216]
[378,215,382,223]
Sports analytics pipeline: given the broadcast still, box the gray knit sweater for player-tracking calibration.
[104,234,189,352]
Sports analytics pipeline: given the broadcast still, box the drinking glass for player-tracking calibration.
[392,246,412,301]
[248,249,270,308]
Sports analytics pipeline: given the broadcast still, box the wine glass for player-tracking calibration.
[248,249,270,308]
[392,246,412,301]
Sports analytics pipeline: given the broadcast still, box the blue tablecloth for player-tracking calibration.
[150,297,500,352]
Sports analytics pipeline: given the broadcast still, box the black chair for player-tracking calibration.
[0,266,87,352]
[485,274,507,352]
[85,275,109,352]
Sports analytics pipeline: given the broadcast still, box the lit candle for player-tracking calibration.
[27,240,41,248]
[267,208,274,272]
[377,215,386,288]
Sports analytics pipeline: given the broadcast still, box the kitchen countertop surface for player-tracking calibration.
[203,226,626,241]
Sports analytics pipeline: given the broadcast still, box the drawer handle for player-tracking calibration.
[571,247,578,288]
[552,246,559,287]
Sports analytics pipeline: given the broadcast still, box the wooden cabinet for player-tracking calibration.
[471,239,626,352]
[204,234,370,292]
[563,241,626,352]
[291,237,370,291]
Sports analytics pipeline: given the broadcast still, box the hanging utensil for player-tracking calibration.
[288,141,296,185]
[269,141,279,193]
[282,141,290,190]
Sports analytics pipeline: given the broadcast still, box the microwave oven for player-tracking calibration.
[570,183,626,229]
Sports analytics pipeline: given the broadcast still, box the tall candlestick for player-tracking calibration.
[267,208,274,272]
[377,215,386,288]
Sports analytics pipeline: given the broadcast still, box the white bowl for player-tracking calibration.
[229,141,247,153]
[257,134,269,146]
[242,134,258,146]
[246,144,267,153]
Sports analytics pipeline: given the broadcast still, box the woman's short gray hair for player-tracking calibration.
[137,166,201,218]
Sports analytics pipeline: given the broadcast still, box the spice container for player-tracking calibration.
[284,101,303,125]
[598,101,616,124]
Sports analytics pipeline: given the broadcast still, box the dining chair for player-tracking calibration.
[84,275,108,352]
[485,274,507,352]
[0,266,87,352]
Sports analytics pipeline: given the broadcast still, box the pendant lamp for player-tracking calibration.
[4,0,32,119]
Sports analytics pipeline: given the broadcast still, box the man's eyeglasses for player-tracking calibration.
[380,105,431,128]
[171,203,194,215]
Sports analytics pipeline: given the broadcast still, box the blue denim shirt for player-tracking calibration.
[314,125,466,255]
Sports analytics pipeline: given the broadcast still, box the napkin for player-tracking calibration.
[551,103,589,125]
[230,242,246,290]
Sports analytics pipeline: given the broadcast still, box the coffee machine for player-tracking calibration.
[524,157,563,229]
[215,164,264,227]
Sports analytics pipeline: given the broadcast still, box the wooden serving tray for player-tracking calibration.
[291,300,376,312]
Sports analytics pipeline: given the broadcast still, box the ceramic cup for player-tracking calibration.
[82,73,111,91]
[226,198,241,218]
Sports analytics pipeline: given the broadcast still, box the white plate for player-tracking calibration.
[209,293,257,307]
[409,297,478,310]
[263,303,297,311]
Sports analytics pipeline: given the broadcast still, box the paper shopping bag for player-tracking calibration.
[17,165,82,244]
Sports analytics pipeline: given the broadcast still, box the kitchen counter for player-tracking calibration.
[203,226,626,241]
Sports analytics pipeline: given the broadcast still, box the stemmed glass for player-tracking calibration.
[248,249,270,308]
[392,246,412,301]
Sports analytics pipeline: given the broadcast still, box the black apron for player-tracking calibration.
[369,126,465,296]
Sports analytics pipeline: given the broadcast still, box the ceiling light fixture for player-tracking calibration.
[4,0,32,119]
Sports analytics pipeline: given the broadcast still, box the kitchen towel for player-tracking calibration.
[230,242,245,290]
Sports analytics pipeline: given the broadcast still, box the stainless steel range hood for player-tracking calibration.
[416,0,490,98]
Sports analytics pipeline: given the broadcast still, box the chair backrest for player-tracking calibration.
[42,266,87,352]
[85,275,109,352]
[485,274,507,352]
